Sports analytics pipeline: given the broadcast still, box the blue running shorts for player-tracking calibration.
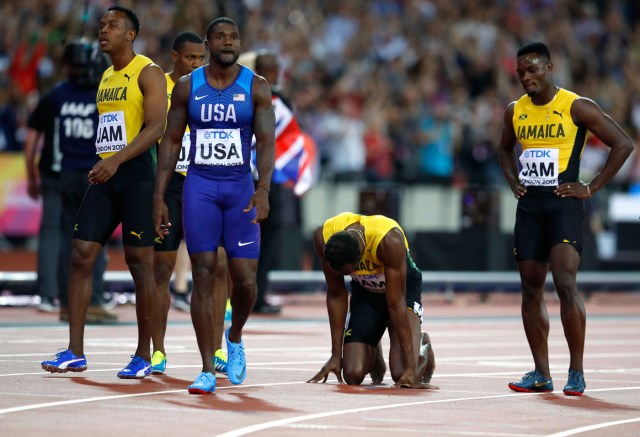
[182,170,260,258]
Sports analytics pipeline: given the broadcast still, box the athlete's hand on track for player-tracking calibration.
[307,356,344,384]
[244,188,270,224]
[394,368,435,389]
[88,156,120,184]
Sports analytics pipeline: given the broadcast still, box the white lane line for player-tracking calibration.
[545,417,640,437]
[287,423,538,436]
[0,378,638,424]
[215,386,640,437]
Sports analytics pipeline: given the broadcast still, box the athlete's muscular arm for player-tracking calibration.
[307,226,346,385]
[378,229,426,389]
[23,128,42,200]
[89,64,167,184]
[153,77,190,239]
[244,75,275,224]
[497,102,526,199]
[557,98,634,197]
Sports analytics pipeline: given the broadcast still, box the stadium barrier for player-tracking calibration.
[1,270,638,301]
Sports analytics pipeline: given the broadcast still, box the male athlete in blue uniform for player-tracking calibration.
[153,17,275,394]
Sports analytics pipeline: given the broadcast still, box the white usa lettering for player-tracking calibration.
[200,103,237,123]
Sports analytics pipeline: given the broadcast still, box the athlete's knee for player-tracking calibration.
[191,258,216,280]
[124,252,154,280]
[70,242,100,272]
[153,259,174,286]
[552,272,577,296]
[233,275,257,295]
[555,282,581,303]
[390,367,404,383]
[342,362,367,386]
[521,283,544,304]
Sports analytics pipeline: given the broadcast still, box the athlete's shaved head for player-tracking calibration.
[324,231,360,272]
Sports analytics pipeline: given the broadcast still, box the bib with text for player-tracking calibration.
[194,128,243,166]
[95,110,127,155]
[519,148,559,186]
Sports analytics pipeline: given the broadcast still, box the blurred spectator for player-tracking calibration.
[0,79,22,151]
[23,39,115,322]
[0,0,638,188]
[416,101,460,185]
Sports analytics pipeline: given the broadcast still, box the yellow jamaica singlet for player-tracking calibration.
[95,54,155,158]
[166,73,190,175]
[512,88,587,186]
[322,212,409,294]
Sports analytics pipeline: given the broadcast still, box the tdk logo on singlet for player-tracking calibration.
[523,150,551,158]
[200,104,237,123]
[203,130,235,140]
[60,103,96,117]
[99,113,120,123]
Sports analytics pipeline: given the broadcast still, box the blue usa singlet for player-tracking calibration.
[182,65,260,257]
[186,65,254,179]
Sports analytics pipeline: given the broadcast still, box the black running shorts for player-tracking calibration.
[74,156,155,247]
[514,189,584,262]
[154,172,185,252]
[344,256,423,347]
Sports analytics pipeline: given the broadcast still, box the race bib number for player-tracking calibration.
[518,148,559,186]
[353,273,386,294]
[95,110,127,154]
[175,132,191,173]
[194,128,243,166]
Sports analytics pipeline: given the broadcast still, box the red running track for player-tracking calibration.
[0,291,639,436]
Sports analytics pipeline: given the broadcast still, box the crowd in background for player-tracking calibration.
[1,0,639,189]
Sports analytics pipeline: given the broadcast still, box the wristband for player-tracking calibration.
[257,184,270,193]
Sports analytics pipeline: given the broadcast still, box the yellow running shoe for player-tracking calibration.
[214,348,228,376]
[151,350,167,374]
[225,298,232,322]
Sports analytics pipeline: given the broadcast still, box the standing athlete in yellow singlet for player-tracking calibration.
[41,6,167,379]
[498,42,633,396]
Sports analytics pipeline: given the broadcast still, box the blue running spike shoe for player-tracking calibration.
[225,327,246,384]
[151,350,167,375]
[214,348,228,376]
[563,370,586,396]
[117,355,152,379]
[41,349,87,373]
[508,370,553,393]
[188,372,216,394]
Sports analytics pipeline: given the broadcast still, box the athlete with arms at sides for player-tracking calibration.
[153,17,275,394]
[498,42,633,396]
[41,5,167,378]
